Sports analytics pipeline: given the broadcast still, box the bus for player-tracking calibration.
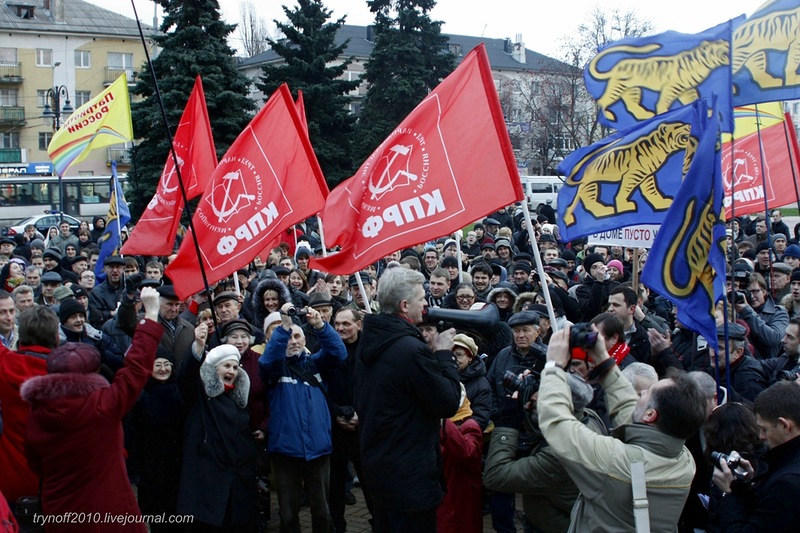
[0,174,128,225]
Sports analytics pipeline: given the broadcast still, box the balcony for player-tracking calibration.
[0,106,24,125]
[107,147,132,166]
[104,67,136,85]
[0,63,22,83]
[0,148,22,163]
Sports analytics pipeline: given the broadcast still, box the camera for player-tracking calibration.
[711,450,748,480]
[570,323,598,351]
[727,290,752,306]
[336,405,356,421]
[776,365,800,382]
[502,369,541,405]
[287,307,308,317]
[731,267,752,291]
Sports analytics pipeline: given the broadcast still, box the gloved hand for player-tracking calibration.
[493,396,524,430]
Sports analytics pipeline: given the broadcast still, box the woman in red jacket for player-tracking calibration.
[20,287,163,532]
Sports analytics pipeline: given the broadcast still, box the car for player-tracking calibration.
[2,213,84,238]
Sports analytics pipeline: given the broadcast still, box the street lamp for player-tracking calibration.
[41,85,73,222]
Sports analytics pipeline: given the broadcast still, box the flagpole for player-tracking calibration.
[317,216,327,257]
[355,273,372,315]
[781,114,800,217]
[520,201,559,331]
[130,0,221,334]
[753,104,775,291]
[455,230,463,284]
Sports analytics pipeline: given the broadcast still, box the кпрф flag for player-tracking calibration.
[94,161,131,281]
[311,44,523,275]
[48,74,134,177]
[733,0,800,105]
[584,17,743,133]
[122,76,217,256]
[641,101,726,351]
[166,84,329,300]
[556,102,702,242]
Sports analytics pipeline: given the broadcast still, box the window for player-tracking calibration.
[9,4,34,18]
[0,48,16,65]
[38,132,53,151]
[74,90,91,107]
[0,89,18,107]
[37,89,49,108]
[35,49,52,67]
[0,132,20,149]
[107,52,133,78]
[74,50,90,68]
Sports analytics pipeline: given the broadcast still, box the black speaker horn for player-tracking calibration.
[422,302,500,340]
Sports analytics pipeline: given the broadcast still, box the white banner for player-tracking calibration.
[587,224,659,248]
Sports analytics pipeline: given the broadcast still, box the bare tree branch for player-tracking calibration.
[238,0,270,57]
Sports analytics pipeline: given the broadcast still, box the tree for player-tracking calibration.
[257,0,360,187]
[355,0,455,161]
[238,0,270,57]
[128,0,255,218]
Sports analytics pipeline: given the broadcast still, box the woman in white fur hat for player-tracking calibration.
[176,343,259,531]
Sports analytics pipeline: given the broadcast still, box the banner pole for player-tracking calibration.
[456,230,464,284]
[520,202,559,331]
[355,273,373,315]
[317,215,328,257]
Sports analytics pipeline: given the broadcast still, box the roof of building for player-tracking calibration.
[0,0,152,37]
[239,24,575,74]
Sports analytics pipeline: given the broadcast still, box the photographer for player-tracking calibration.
[484,372,605,533]
[712,382,800,531]
[538,324,706,531]
[736,272,789,359]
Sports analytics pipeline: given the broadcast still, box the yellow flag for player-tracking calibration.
[47,74,133,176]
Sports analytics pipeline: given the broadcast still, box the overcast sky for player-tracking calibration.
[96,0,759,59]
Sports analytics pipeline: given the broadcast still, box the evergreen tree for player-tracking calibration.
[257,0,359,187]
[128,0,255,217]
[355,0,455,160]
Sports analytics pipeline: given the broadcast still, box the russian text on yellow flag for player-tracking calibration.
[47,74,134,177]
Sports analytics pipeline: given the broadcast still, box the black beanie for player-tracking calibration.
[59,298,86,324]
[583,253,605,272]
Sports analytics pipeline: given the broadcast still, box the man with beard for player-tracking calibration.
[354,266,460,531]
[470,262,494,301]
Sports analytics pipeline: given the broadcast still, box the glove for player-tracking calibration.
[493,396,524,430]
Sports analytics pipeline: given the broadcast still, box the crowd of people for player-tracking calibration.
[1,204,800,532]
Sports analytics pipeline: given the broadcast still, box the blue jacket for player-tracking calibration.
[259,323,346,460]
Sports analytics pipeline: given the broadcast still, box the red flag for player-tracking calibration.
[122,76,216,256]
[166,84,329,299]
[722,105,800,218]
[311,44,523,275]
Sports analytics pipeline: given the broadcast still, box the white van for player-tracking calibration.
[520,175,563,210]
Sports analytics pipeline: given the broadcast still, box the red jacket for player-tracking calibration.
[436,419,483,533]
[21,320,163,532]
[0,344,48,501]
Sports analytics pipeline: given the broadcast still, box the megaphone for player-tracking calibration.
[422,303,500,341]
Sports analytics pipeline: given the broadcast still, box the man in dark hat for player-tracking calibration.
[88,255,126,326]
[59,297,125,372]
[483,217,501,239]
[42,247,78,284]
[575,252,619,322]
[303,292,335,353]
[511,262,534,294]
[347,272,378,313]
[0,237,15,257]
[37,271,62,307]
[709,323,769,403]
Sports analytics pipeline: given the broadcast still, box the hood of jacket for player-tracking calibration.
[21,373,109,431]
[250,278,291,329]
[199,361,250,408]
[460,357,487,381]
[358,313,424,365]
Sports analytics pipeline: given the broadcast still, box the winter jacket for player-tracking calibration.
[60,324,125,372]
[88,278,125,326]
[0,344,48,502]
[20,319,163,533]
[718,434,800,532]
[249,278,291,331]
[354,313,461,512]
[259,322,346,460]
[176,353,258,528]
[738,298,790,359]
[575,277,620,322]
[538,364,696,532]
[486,342,547,416]
[708,355,769,404]
[436,419,483,533]
[459,358,492,431]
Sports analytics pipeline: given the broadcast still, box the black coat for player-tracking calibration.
[459,358,492,431]
[718,434,800,531]
[354,313,461,513]
[709,355,769,403]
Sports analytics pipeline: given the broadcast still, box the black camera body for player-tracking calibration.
[502,369,541,405]
[287,307,308,317]
[776,365,800,382]
[731,269,752,291]
[711,450,748,480]
[570,322,598,351]
[727,289,752,306]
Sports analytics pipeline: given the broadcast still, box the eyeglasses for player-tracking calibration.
[456,294,475,301]
[748,288,763,296]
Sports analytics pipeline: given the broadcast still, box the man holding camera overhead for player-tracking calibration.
[537,324,706,532]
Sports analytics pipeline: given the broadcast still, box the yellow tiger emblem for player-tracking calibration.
[733,7,800,92]
[588,40,729,122]
[563,122,697,227]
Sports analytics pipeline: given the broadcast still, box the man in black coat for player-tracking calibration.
[713,381,800,530]
[354,266,461,532]
[708,323,769,404]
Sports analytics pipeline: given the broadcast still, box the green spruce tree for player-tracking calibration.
[128,0,255,217]
[356,0,455,160]
[258,0,359,187]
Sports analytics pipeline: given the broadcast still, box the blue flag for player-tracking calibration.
[556,103,700,242]
[584,17,743,133]
[94,161,131,281]
[732,0,800,105]
[641,102,726,351]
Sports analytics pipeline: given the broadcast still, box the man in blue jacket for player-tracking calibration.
[259,302,346,533]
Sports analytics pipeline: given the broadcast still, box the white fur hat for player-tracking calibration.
[204,344,240,368]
